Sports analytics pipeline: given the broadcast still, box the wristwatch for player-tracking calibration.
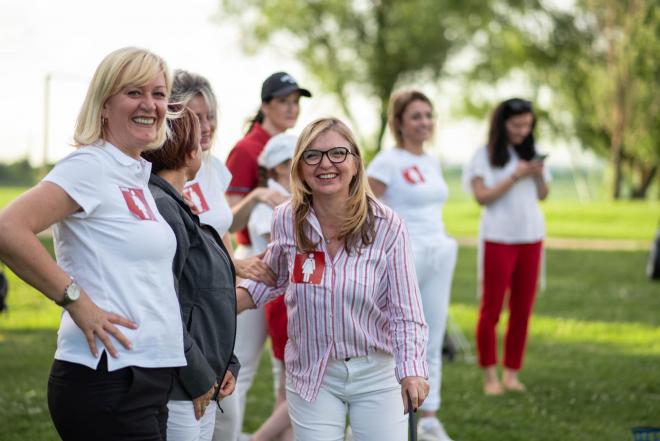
[56,280,81,307]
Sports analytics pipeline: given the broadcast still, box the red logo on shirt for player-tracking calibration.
[402,165,425,184]
[291,252,325,284]
[119,187,157,221]
[183,182,210,214]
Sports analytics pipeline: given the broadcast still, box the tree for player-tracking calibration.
[219,0,510,154]
[467,0,659,199]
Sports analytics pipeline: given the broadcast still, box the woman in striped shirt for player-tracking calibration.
[237,117,429,441]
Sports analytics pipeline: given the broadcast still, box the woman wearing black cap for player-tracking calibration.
[214,72,311,441]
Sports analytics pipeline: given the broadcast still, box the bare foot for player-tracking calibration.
[484,380,504,395]
[502,378,526,392]
[502,369,526,392]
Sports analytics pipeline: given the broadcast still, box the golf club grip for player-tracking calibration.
[408,392,416,441]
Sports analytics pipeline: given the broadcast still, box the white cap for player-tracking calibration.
[258,133,297,169]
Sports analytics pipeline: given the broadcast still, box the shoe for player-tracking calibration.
[418,417,454,441]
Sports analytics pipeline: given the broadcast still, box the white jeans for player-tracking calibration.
[412,238,458,412]
[213,245,269,441]
[167,400,217,441]
[286,351,406,441]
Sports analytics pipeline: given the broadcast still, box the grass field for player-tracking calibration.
[1,242,658,441]
[0,178,659,440]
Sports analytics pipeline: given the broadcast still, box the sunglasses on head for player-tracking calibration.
[504,98,533,112]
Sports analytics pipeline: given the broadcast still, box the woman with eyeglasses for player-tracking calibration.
[216,71,311,441]
[367,90,457,441]
[235,117,429,441]
[462,98,550,395]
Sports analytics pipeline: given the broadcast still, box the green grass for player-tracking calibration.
[1,244,658,441]
[0,187,28,209]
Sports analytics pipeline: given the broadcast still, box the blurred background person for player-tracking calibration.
[0,47,185,440]
[218,71,311,441]
[462,98,550,395]
[171,70,277,288]
[367,90,458,441]
[243,133,297,441]
[143,105,239,441]
[236,117,429,441]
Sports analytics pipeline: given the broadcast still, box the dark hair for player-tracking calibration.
[246,103,269,134]
[487,98,536,167]
[142,105,200,173]
[388,90,434,147]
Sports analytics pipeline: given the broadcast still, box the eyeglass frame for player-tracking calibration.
[300,146,357,166]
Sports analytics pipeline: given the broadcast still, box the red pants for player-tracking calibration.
[265,296,288,361]
[476,241,542,370]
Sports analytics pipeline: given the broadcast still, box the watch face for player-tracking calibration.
[66,283,81,301]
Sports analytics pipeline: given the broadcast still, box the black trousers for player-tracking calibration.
[48,352,174,441]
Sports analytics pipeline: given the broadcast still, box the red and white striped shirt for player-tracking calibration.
[240,199,428,402]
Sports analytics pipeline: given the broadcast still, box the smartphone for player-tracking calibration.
[534,153,549,161]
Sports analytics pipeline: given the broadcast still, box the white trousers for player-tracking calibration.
[286,351,406,441]
[213,246,269,441]
[167,400,217,441]
[412,238,458,412]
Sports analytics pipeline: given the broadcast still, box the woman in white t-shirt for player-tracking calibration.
[367,90,457,441]
[0,47,185,440]
[462,98,550,396]
[171,70,279,285]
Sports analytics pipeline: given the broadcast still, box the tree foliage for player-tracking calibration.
[219,0,509,154]
[468,0,659,199]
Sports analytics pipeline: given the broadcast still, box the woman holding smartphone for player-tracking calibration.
[463,98,550,395]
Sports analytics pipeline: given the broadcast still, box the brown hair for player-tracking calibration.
[290,117,375,254]
[142,105,200,172]
[387,89,434,147]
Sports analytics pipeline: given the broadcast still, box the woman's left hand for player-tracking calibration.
[217,370,236,399]
[400,376,429,414]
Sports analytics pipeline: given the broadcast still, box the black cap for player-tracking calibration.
[261,72,312,102]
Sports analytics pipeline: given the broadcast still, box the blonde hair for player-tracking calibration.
[73,47,172,148]
[387,89,434,147]
[171,69,218,127]
[290,117,375,254]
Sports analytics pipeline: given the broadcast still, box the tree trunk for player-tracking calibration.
[630,163,658,199]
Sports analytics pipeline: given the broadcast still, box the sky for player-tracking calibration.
[0,0,593,168]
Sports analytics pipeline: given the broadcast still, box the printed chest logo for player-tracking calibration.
[183,182,210,214]
[291,251,325,285]
[402,165,426,185]
[119,187,157,221]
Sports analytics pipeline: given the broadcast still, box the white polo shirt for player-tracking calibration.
[44,141,186,371]
[367,147,451,248]
[462,146,551,243]
[247,179,290,254]
[184,155,233,236]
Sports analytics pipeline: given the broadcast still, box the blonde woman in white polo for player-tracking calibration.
[0,47,186,440]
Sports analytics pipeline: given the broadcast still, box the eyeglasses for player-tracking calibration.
[505,98,533,112]
[301,147,356,165]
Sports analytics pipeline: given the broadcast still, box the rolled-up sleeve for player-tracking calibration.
[385,218,429,382]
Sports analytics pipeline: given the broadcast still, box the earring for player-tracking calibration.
[102,117,108,126]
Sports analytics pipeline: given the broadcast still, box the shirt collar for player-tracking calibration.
[305,197,386,242]
[247,122,272,145]
[102,140,151,168]
[267,178,290,196]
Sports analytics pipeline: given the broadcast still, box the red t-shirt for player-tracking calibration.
[225,122,271,245]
